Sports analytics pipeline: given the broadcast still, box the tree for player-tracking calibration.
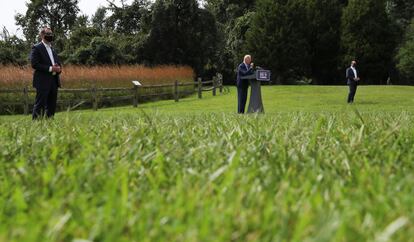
[0,27,28,65]
[387,0,414,31]
[224,12,254,71]
[205,0,256,83]
[89,37,121,65]
[92,7,108,33]
[144,0,218,75]
[105,0,151,34]
[191,8,220,75]
[15,0,80,50]
[304,0,342,84]
[205,0,255,25]
[341,0,397,84]
[61,26,102,64]
[246,0,311,84]
[145,0,198,65]
[396,18,414,84]
[208,0,345,84]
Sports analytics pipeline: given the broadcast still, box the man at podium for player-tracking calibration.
[236,55,255,114]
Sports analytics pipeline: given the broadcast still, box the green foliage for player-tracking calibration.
[205,0,256,83]
[144,0,198,64]
[0,28,28,65]
[247,0,311,84]
[117,34,148,64]
[65,36,125,65]
[387,0,414,31]
[15,0,80,50]
[89,37,120,65]
[304,0,342,84]
[247,0,343,84]
[61,26,102,64]
[144,0,218,75]
[396,19,414,84]
[1,86,414,241]
[91,7,108,32]
[104,0,152,34]
[225,12,254,70]
[206,0,255,24]
[341,0,397,84]
[208,0,342,84]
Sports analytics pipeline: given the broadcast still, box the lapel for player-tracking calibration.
[348,67,354,78]
[240,63,246,72]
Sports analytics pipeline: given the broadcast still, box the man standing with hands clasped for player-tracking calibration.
[30,27,62,120]
[236,55,255,114]
[346,60,360,104]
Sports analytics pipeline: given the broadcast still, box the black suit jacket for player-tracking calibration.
[30,42,61,90]
[236,63,254,86]
[346,67,358,85]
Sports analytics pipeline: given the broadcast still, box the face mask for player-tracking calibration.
[44,34,53,42]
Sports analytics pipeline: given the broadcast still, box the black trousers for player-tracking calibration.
[347,82,358,103]
[32,85,58,119]
[237,80,249,113]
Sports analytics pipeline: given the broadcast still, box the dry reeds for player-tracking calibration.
[0,65,195,88]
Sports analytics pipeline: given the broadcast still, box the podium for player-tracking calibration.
[241,69,271,113]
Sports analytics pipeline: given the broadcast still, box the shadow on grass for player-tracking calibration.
[140,97,201,108]
[355,101,380,105]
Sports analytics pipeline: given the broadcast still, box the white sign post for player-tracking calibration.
[132,80,142,107]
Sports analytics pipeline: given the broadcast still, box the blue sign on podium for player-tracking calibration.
[256,70,271,81]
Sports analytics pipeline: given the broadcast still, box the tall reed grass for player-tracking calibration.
[0,65,195,88]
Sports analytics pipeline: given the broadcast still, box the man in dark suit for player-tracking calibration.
[30,27,62,119]
[346,60,360,104]
[236,55,255,113]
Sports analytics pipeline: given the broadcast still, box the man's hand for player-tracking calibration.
[355,77,360,81]
[250,62,255,69]
[52,64,61,73]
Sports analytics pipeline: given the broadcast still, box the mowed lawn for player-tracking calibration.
[106,85,414,114]
[1,85,414,242]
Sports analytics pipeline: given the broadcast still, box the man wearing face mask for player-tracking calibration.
[30,27,62,119]
[346,60,360,104]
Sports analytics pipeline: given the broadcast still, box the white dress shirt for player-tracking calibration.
[42,40,55,73]
[351,66,358,79]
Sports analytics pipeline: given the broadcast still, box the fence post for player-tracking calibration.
[174,80,179,102]
[23,86,29,115]
[218,74,223,95]
[92,86,98,111]
[133,85,138,107]
[198,78,202,99]
[212,77,217,96]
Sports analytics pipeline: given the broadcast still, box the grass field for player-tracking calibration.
[1,85,414,242]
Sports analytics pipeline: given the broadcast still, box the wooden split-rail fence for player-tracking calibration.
[0,75,226,115]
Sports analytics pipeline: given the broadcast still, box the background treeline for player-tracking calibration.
[0,0,413,84]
